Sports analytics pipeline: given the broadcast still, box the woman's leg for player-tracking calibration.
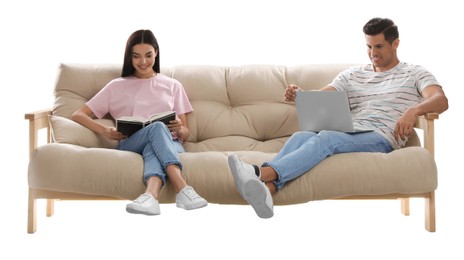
[119,122,207,213]
[145,176,163,200]
[118,122,183,191]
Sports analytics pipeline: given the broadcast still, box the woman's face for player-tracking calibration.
[131,43,157,78]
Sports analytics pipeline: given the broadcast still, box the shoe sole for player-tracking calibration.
[244,179,274,219]
[126,206,160,215]
[176,202,208,210]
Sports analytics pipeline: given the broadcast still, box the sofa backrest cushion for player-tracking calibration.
[49,115,119,149]
[51,63,364,152]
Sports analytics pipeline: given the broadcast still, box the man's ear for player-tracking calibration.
[392,38,400,49]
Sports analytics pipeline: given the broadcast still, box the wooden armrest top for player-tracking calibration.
[25,108,52,121]
[415,112,439,130]
[423,112,439,120]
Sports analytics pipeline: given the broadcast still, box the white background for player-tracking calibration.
[1,0,462,259]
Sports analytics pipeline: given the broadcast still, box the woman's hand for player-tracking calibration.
[168,113,190,140]
[167,119,183,134]
[105,126,126,141]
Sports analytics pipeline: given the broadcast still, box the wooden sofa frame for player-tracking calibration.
[25,108,439,233]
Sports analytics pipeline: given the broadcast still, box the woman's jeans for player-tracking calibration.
[262,130,393,190]
[116,122,184,186]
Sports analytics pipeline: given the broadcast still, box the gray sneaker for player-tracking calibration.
[126,193,160,215]
[227,154,274,218]
[176,186,208,210]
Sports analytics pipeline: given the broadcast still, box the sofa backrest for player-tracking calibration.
[51,63,357,152]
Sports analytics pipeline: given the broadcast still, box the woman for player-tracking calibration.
[72,29,207,215]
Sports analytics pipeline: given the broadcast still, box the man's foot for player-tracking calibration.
[176,186,208,210]
[227,154,274,218]
[126,193,160,215]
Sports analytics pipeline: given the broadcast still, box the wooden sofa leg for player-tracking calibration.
[425,191,436,232]
[27,188,37,234]
[400,198,410,216]
[46,199,55,217]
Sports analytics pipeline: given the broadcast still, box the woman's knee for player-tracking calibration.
[146,121,168,132]
[145,122,171,139]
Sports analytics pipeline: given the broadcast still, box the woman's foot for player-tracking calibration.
[126,193,160,215]
[176,186,208,210]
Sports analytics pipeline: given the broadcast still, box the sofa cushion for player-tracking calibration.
[49,115,118,149]
[28,143,145,199]
[28,144,437,204]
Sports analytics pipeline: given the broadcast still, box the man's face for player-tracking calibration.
[365,33,399,72]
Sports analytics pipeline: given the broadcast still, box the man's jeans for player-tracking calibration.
[262,130,393,190]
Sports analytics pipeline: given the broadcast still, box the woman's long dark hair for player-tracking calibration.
[121,29,160,77]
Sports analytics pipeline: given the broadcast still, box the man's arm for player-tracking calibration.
[395,85,449,142]
[284,84,337,102]
[413,85,449,115]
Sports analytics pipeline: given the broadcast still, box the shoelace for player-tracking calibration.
[182,187,201,201]
[135,193,152,203]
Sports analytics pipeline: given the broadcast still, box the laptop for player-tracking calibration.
[295,90,371,133]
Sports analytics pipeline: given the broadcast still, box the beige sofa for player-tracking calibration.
[26,63,439,233]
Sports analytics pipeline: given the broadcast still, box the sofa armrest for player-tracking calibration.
[25,108,52,158]
[414,112,438,157]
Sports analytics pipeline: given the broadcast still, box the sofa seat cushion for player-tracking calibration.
[29,144,437,204]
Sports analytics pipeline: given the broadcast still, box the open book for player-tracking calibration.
[116,111,176,137]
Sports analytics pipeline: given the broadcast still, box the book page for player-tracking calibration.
[117,115,147,123]
[148,111,176,122]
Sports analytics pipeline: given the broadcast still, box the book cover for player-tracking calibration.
[116,111,176,137]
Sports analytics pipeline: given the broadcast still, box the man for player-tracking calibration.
[227,17,449,218]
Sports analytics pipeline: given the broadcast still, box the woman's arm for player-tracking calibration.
[71,105,124,140]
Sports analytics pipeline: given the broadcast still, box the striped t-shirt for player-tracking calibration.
[330,62,440,149]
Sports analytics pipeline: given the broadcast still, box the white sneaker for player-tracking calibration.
[228,154,274,219]
[176,186,208,210]
[126,193,160,215]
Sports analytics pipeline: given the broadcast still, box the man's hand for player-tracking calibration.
[394,107,418,145]
[284,84,302,102]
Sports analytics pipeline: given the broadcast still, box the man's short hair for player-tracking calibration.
[363,17,399,43]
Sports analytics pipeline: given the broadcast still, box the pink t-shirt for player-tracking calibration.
[87,74,193,120]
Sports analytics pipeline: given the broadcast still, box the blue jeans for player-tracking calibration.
[116,122,184,186]
[262,130,393,190]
